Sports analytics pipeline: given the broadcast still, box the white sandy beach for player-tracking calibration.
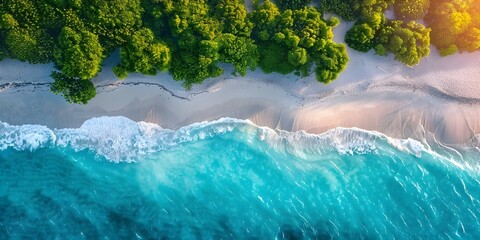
[1,22,480,146]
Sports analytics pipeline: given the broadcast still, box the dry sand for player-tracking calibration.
[1,22,480,146]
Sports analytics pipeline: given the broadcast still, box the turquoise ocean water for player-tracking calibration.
[1,116,479,239]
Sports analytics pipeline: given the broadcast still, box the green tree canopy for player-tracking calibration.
[6,28,53,63]
[218,33,258,76]
[394,0,429,20]
[426,0,480,54]
[458,27,480,52]
[82,0,143,50]
[345,12,430,66]
[315,42,349,83]
[50,71,96,104]
[251,2,349,82]
[381,21,431,66]
[55,26,103,79]
[213,0,253,37]
[0,13,18,30]
[345,23,376,52]
[159,0,224,86]
[275,0,312,10]
[114,28,171,79]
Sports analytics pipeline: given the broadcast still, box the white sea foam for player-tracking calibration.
[0,122,55,151]
[54,117,242,162]
[0,116,468,165]
[55,116,158,162]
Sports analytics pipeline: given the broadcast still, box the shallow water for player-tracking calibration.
[1,117,479,239]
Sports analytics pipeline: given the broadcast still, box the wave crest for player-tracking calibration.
[0,116,446,163]
[252,126,427,161]
[55,117,240,162]
[0,122,55,151]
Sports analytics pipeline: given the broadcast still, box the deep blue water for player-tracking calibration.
[1,116,479,239]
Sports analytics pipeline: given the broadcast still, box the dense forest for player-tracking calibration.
[0,0,478,104]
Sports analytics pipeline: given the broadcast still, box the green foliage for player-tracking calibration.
[288,47,308,66]
[318,0,358,21]
[327,16,341,28]
[0,40,8,60]
[250,0,281,39]
[218,33,259,76]
[4,0,469,103]
[458,27,480,52]
[345,12,430,66]
[50,71,96,104]
[427,0,480,54]
[34,1,64,31]
[81,0,143,50]
[375,44,387,56]
[112,65,129,80]
[170,51,223,88]
[251,2,348,82]
[275,0,312,10]
[319,0,394,21]
[55,26,103,79]
[213,0,252,37]
[0,13,19,29]
[439,44,459,56]
[258,42,295,74]
[141,0,167,36]
[116,28,171,78]
[6,28,53,63]
[345,23,376,52]
[384,21,431,66]
[394,0,429,20]
[315,43,349,83]
[159,0,225,86]
[2,0,39,28]
[359,0,395,17]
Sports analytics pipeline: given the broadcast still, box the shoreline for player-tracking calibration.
[1,22,480,147]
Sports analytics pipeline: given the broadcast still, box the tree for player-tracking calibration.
[288,47,308,66]
[218,33,258,76]
[275,0,312,10]
[344,12,385,53]
[115,28,171,78]
[315,43,349,83]
[385,21,431,66]
[250,0,281,40]
[213,0,253,37]
[319,0,394,21]
[457,27,480,52]
[345,23,376,52]
[327,16,341,28]
[439,44,459,56]
[258,42,295,74]
[426,0,480,54]
[2,0,39,27]
[252,2,349,81]
[159,0,225,86]
[81,0,143,50]
[5,28,53,63]
[55,26,104,80]
[394,0,429,20]
[0,13,18,29]
[50,71,96,104]
[345,11,431,66]
[318,0,358,21]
